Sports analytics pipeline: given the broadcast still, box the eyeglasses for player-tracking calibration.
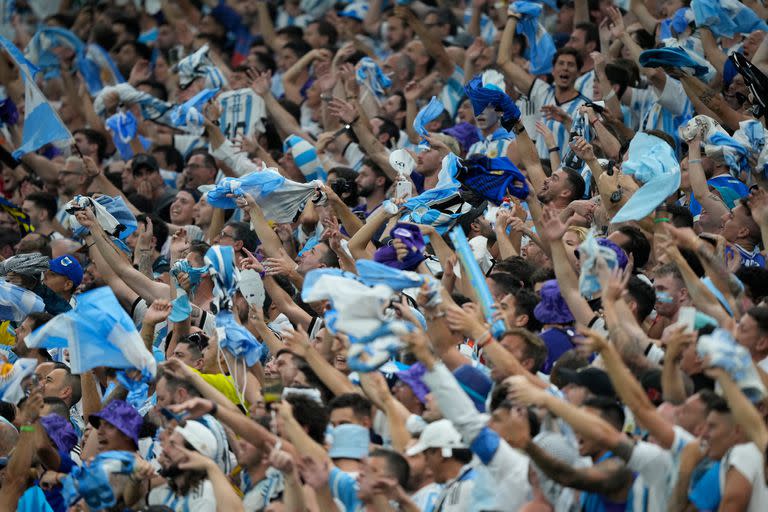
[218,231,234,240]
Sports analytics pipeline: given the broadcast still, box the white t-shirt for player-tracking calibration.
[148,480,217,511]
[719,442,768,512]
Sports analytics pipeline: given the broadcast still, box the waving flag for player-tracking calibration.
[691,0,768,38]
[413,96,445,143]
[61,451,136,510]
[0,35,72,158]
[169,87,220,135]
[216,310,265,366]
[66,195,137,240]
[697,329,766,401]
[391,153,472,234]
[25,27,123,95]
[511,1,557,75]
[174,44,228,90]
[105,111,151,160]
[356,57,392,102]
[612,133,681,223]
[25,287,157,376]
[205,245,240,301]
[302,269,415,371]
[0,279,44,322]
[204,168,322,223]
[639,45,716,83]
[283,135,327,182]
[0,358,36,404]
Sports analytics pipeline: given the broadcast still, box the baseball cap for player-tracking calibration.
[558,367,615,398]
[328,424,370,460]
[131,153,159,175]
[339,2,368,21]
[406,419,467,457]
[49,254,83,288]
[175,421,217,459]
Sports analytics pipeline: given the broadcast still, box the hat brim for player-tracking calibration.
[405,441,428,456]
[88,413,139,447]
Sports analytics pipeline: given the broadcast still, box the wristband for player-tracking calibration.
[654,217,670,224]
[688,159,702,164]
[548,146,560,153]
[20,425,35,432]
[209,402,218,417]
[476,330,494,348]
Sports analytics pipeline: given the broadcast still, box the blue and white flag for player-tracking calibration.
[612,133,681,223]
[706,131,750,173]
[25,286,157,376]
[698,328,766,401]
[25,27,123,95]
[639,44,716,83]
[0,358,36,404]
[356,259,429,291]
[174,44,228,90]
[691,0,768,38]
[67,195,137,240]
[203,167,322,223]
[0,35,73,158]
[392,153,471,234]
[218,88,267,138]
[302,269,414,372]
[105,110,151,160]
[61,451,136,510]
[511,1,557,75]
[205,245,240,300]
[216,310,265,366]
[413,96,445,143]
[356,57,392,103]
[169,87,220,135]
[283,135,327,182]
[0,279,44,322]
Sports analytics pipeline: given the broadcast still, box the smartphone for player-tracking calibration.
[677,307,696,333]
[395,179,411,200]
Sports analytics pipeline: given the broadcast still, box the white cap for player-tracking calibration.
[175,421,217,460]
[406,419,467,458]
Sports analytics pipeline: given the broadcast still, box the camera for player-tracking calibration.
[331,178,352,196]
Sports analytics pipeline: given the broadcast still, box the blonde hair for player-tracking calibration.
[566,226,588,243]
[430,133,461,156]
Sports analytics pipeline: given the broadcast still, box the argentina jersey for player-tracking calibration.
[528,79,588,160]
[575,69,595,100]
[218,88,266,140]
[440,65,467,118]
[636,77,692,153]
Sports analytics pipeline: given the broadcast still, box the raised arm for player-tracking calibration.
[497,13,535,94]
[282,327,359,397]
[686,137,730,220]
[628,0,659,36]
[395,6,455,78]
[711,368,768,450]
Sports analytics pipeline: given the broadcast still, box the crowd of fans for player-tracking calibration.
[1,0,768,511]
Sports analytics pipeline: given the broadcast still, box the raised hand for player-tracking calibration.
[268,444,296,474]
[569,136,596,162]
[541,105,573,129]
[539,206,570,242]
[168,397,216,419]
[282,327,311,358]
[250,69,273,96]
[136,217,154,252]
[298,455,331,490]
[143,299,172,326]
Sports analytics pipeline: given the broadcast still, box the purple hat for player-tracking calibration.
[41,414,78,453]
[395,362,429,403]
[453,365,493,412]
[89,399,142,447]
[443,122,481,154]
[575,238,629,270]
[374,223,426,271]
[534,280,575,325]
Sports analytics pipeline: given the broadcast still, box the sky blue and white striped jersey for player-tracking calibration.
[575,69,595,100]
[527,79,589,160]
[467,126,515,159]
[218,88,266,140]
[462,8,497,44]
[440,65,467,119]
[631,77,693,153]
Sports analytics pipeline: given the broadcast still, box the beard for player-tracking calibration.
[358,184,375,198]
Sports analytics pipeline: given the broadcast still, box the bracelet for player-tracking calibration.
[349,115,360,125]
[654,217,670,224]
[548,146,560,153]
[209,402,218,417]
[20,425,35,432]
[688,159,702,164]
[475,330,494,348]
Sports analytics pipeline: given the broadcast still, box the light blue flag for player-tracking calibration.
[0,278,44,321]
[356,57,392,101]
[203,168,321,223]
[356,259,428,290]
[17,486,54,512]
[0,358,36,404]
[205,245,239,300]
[707,131,750,173]
[0,35,72,158]
[169,87,220,134]
[511,1,557,75]
[105,110,151,160]
[174,44,228,90]
[25,286,157,376]
[692,0,768,38]
[216,310,266,366]
[62,451,136,510]
[413,96,445,143]
[70,195,138,241]
[639,45,716,83]
[611,133,681,223]
[394,153,472,234]
[697,328,766,401]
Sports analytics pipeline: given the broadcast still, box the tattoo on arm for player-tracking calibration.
[137,251,153,279]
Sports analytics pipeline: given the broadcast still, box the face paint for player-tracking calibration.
[656,291,674,304]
